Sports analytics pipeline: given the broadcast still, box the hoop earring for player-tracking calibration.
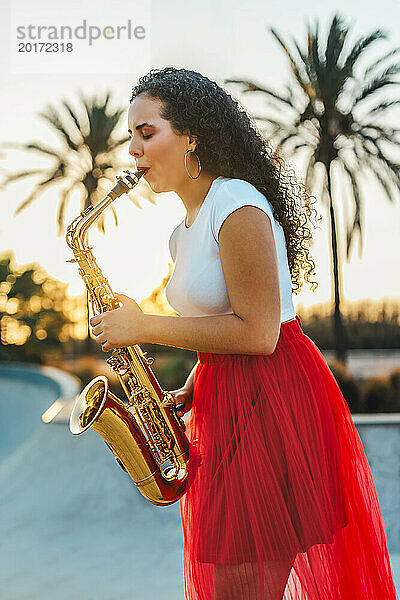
[184,149,202,180]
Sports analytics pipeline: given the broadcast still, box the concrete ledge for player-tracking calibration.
[0,362,81,424]
[352,413,400,424]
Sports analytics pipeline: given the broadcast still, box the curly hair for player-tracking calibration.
[130,67,320,294]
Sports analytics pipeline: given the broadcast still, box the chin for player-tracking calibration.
[146,180,159,193]
[147,178,170,194]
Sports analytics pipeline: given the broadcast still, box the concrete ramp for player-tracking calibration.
[0,363,185,600]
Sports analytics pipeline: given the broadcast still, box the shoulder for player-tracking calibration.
[210,178,275,243]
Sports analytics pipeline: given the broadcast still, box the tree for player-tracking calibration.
[139,263,179,316]
[226,13,400,363]
[0,252,73,363]
[1,92,154,352]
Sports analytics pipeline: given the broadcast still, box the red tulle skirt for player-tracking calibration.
[179,316,398,599]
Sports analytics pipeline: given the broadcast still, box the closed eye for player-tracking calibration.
[142,134,152,139]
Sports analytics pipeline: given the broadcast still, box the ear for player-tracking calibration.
[188,133,198,150]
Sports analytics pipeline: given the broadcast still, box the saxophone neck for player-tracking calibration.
[66,168,147,251]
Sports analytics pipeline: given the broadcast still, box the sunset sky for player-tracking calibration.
[1,0,399,312]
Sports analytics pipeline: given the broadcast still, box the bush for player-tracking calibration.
[386,367,400,412]
[328,359,362,412]
[155,354,196,391]
[362,377,391,413]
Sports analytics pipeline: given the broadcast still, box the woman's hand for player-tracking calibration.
[169,360,198,417]
[90,293,146,352]
[169,385,194,418]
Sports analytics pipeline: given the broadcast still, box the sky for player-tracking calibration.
[0,0,399,312]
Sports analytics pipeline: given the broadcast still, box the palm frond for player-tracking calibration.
[95,212,106,235]
[363,47,400,78]
[107,136,130,152]
[1,169,44,187]
[56,187,72,236]
[269,26,315,99]
[267,122,295,144]
[292,142,310,152]
[352,65,400,106]
[354,133,400,188]
[272,131,302,158]
[109,203,119,227]
[225,78,295,108]
[325,14,349,69]
[78,92,127,156]
[14,188,43,216]
[290,37,313,84]
[1,141,62,159]
[93,161,114,173]
[296,99,319,127]
[126,192,143,210]
[376,63,400,78]
[13,164,67,216]
[145,192,157,206]
[284,83,304,112]
[309,20,324,88]
[39,105,80,152]
[103,91,111,109]
[368,99,400,115]
[356,121,400,140]
[301,117,321,140]
[279,130,303,148]
[25,142,64,158]
[61,100,85,140]
[341,161,363,260]
[342,28,387,75]
[304,151,318,192]
[363,156,398,203]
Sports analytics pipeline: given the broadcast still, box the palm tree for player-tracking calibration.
[1,92,153,351]
[226,13,400,363]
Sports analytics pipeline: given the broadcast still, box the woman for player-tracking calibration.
[90,67,398,600]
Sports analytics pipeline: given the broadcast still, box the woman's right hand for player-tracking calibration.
[169,385,194,418]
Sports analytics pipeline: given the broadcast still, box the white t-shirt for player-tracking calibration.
[165,176,296,322]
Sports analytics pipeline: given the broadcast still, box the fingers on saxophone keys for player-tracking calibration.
[175,403,185,417]
[91,324,103,335]
[100,337,112,351]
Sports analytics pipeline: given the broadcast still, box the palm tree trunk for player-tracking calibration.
[326,160,348,364]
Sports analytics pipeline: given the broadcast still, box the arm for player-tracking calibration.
[91,206,281,355]
[183,360,199,391]
[141,206,281,355]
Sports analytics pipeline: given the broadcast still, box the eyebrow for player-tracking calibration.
[128,122,154,134]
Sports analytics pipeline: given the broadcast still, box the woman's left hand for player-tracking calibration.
[90,293,146,352]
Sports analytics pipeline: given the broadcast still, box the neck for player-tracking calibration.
[175,173,218,224]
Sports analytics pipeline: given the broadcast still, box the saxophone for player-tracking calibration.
[67,168,190,506]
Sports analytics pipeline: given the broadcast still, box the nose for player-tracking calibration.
[129,137,143,158]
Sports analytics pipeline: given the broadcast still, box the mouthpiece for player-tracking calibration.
[108,168,147,201]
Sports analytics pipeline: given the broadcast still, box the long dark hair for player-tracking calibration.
[131,67,320,294]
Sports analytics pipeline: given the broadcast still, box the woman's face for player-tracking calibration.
[128,93,195,193]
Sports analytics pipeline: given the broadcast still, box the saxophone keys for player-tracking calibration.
[106,354,128,374]
[161,392,175,407]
